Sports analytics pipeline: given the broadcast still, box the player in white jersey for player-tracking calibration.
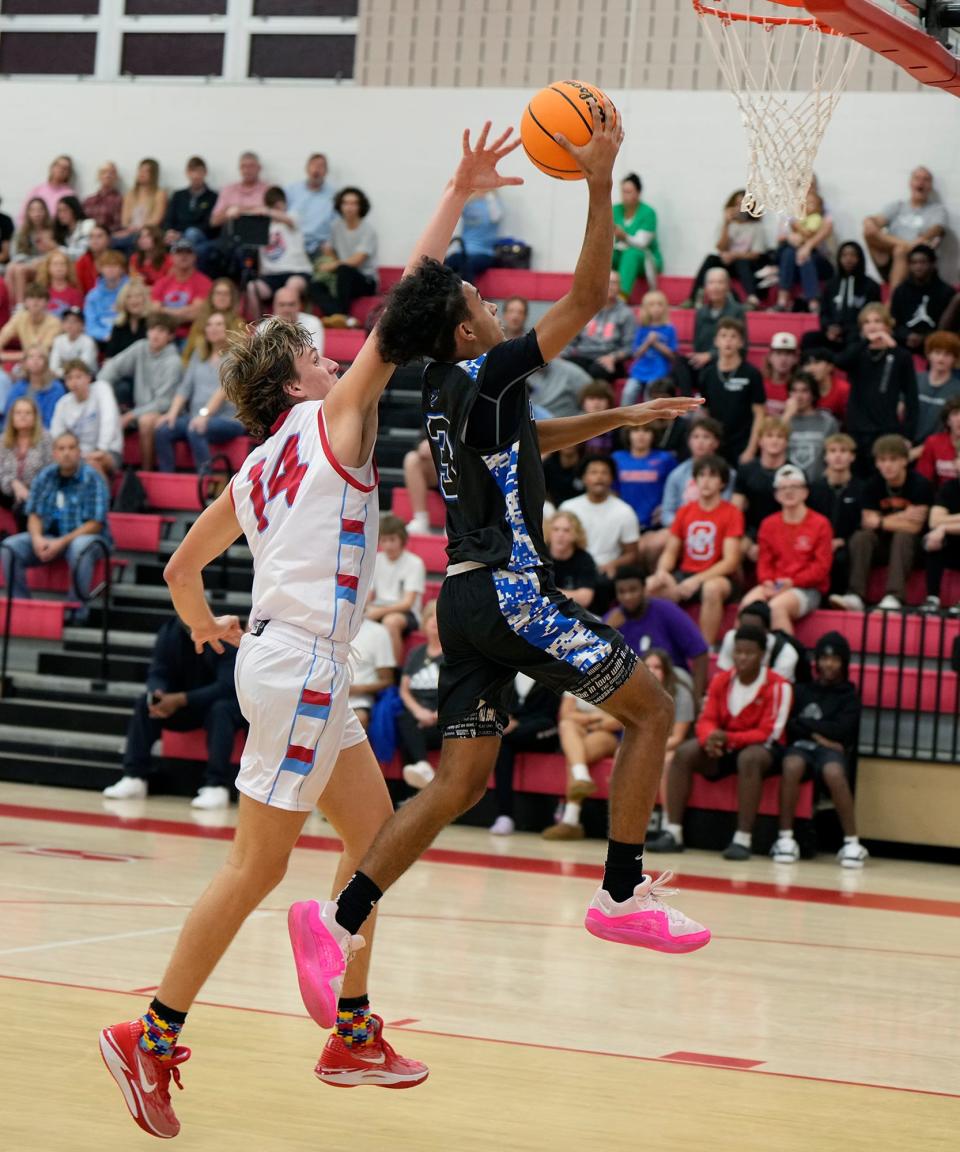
[99,124,523,1139]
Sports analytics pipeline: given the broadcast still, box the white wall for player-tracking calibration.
[2,80,959,279]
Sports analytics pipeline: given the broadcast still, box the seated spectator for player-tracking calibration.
[183,277,246,363]
[246,187,313,320]
[546,509,598,609]
[100,314,181,468]
[84,251,129,347]
[101,616,246,809]
[687,268,747,376]
[4,345,65,427]
[612,173,662,295]
[53,196,94,263]
[308,187,378,323]
[111,158,168,253]
[830,434,934,612]
[762,331,799,417]
[801,346,849,424]
[699,317,765,464]
[35,249,83,318]
[397,601,444,791]
[400,436,439,535]
[578,380,617,455]
[489,674,561,836]
[733,416,790,563]
[561,272,637,382]
[285,153,335,260]
[82,162,123,233]
[915,330,960,448]
[150,239,213,339]
[808,433,865,596]
[862,166,947,289]
[208,151,269,272]
[646,377,689,457]
[102,277,149,359]
[5,198,54,308]
[622,290,677,405]
[74,224,111,296]
[740,464,833,634]
[543,443,585,507]
[716,600,807,684]
[686,191,772,310]
[785,371,839,483]
[0,197,12,269]
[268,281,324,353]
[0,430,109,622]
[559,455,640,597]
[162,156,218,273]
[891,244,955,351]
[649,624,792,859]
[49,307,98,378]
[612,423,676,531]
[646,454,744,647]
[542,692,623,841]
[942,289,960,336]
[154,313,242,474]
[924,476,960,609]
[367,514,427,663]
[643,647,695,770]
[772,632,865,867]
[50,359,122,478]
[814,240,882,355]
[349,604,395,729]
[0,284,61,365]
[0,395,52,531]
[917,396,960,492]
[507,295,590,419]
[775,188,833,314]
[445,190,502,283]
[19,155,75,222]
[605,565,709,699]
[130,225,171,287]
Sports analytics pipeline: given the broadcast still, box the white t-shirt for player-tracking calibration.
[50,381,123,456]
[49,332,99,377]
[373,549,427,621]
[716,629,798,682]
[350,617,395,711]
[559,493,641,569]
[259,219,312,276]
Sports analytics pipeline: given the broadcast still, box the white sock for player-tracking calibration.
[570,762,591,783]
[733,830,752,849]
[665,822,684,844]
[410,512,429,531]
[844,835,860,845]
[417,760,434,776]
[777,829,795,841]
[561,801,582,826]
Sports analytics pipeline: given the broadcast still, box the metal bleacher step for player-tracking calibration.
[0,746,123,791]
[64,627,156,652]
[0,696,133,737]
[0,724,125,759]
[37,648,151,682]
[7,670,143,705]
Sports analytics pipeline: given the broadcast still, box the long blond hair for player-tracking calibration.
[182,279,245,364]
[35,249,79,290]
[2,394,44,449]
[547,509,588,551]
[113,277,151,326]
[637,289,669,327]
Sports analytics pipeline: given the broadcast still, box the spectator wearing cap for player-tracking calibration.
[800,346,849,425]
[739,464,833,634]
[924,475,960,610]
[763,331,799,417]
[807,433,865,597]
[733,416,790,564]
[890,244,955,352]
[914,331,960,450]
[647,624,792,861]
[784,371,839,483]
[862,166,947,290]
[813,241,881,355]
[916,396,960,493]
[150,239,212,339]
[698,317,765,465]
[50,359,123,478]
[162,156,219,274]
[771,631,866,868]
[715,600,807,684]
[830,434,934,612]
[49,307,98,378]
[561,272,638,382]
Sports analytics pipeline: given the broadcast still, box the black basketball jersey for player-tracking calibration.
[421,330,548,571]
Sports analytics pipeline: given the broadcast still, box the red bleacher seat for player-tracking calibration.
[406,532,448,573]
[161,728,246,764]
[137,472,202,512]
[324,329,366,362]
[747,311,819,344]
[390,487,447,529]
[0,556,122,593]
[108,512,173,552]
[0,598,73,639]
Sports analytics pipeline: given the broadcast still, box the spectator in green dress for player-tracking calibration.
[612,173,662,298]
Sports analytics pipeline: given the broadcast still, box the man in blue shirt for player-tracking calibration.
[284,153,335,259]
[0,430,110,621]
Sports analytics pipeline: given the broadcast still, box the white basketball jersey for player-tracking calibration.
[231,400,378,644]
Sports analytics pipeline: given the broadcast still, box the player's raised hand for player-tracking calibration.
[191,614,243,654]
[620,396,705,427]
[555,96,623,183]
[452,122,524,195]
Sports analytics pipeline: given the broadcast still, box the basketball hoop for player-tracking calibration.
[693,0,860,218]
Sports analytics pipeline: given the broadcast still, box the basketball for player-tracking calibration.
[520,80,617,180]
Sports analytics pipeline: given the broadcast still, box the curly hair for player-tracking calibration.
[220,319,312,440]
[376,257,469,366]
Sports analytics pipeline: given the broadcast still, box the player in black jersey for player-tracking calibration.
[293,102,710,1015]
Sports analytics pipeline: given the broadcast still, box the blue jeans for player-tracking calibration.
[154,414,246,472]
[1,532,109,602]
[778,242,832,302]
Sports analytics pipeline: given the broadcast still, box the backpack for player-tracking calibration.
[111,468,148,514]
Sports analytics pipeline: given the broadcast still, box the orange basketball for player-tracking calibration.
[520,80,617,180]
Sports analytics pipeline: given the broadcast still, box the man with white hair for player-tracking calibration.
[862,166,947,289]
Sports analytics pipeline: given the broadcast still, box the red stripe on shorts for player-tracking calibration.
[337,573,360,590]
[285,745,314,764]
[341,518,365,534]
[302,689,331,707]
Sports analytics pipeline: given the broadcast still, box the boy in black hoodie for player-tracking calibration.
[770,632,866,868]
[812,241,881,354]
[890,244,956,352]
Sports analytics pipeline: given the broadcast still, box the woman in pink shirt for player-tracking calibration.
[18,155,75,223]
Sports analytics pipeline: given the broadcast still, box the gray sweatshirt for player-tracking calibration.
[99,338,182,418]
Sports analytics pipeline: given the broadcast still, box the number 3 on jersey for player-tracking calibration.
[248,434,309,532]
[426,413,458,502]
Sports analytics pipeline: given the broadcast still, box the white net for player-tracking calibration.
[694,1,860,219]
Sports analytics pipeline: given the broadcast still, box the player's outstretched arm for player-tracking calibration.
[536,395,705,456]
[533,98,624,364]
[163,486,244,653]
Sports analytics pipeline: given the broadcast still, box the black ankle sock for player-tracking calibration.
[334,871,383,936]
[602,839,645,903]
[149,997,187,1026]
[337,993,369,1013]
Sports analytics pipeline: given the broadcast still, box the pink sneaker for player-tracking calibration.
[288,899,365,1028]
[584,870,710,954]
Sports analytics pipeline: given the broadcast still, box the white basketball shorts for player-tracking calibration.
[234,620,366,812]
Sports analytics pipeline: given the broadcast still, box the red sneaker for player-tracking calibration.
[99,1019,190,1139]
[315,1015,428,1089]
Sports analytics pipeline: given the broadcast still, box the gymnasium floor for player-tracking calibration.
[1,781,956,1151]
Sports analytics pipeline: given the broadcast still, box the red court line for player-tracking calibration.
[1,971,957,1101]
[663,1051,765,1070]
[2,800,959,919]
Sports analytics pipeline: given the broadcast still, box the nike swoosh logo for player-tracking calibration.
[137,1050,158,1094]
[351,1050,386,1065]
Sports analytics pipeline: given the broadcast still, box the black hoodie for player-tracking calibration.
[891,271,956,346]
[820,243,881,343]
[787,632,861,756]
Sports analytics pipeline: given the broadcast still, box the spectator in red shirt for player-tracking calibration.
[150,239,212,338]
[801,346,849,424]
[130,225,171,287]
[648,625,792,860]
[763,331,799,417]
[740,463,833,634]
[82,162,123,233]
[646,454,744,646]
[916,397,960,493]
[35,250,83,318]
[75,224,111,296]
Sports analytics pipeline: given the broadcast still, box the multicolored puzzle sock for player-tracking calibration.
[139,998,187,1061]
[336,994,373,1048]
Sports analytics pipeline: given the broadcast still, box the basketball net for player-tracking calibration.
[693,0,860,218]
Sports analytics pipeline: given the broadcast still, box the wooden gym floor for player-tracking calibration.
[0,781,957,1151]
